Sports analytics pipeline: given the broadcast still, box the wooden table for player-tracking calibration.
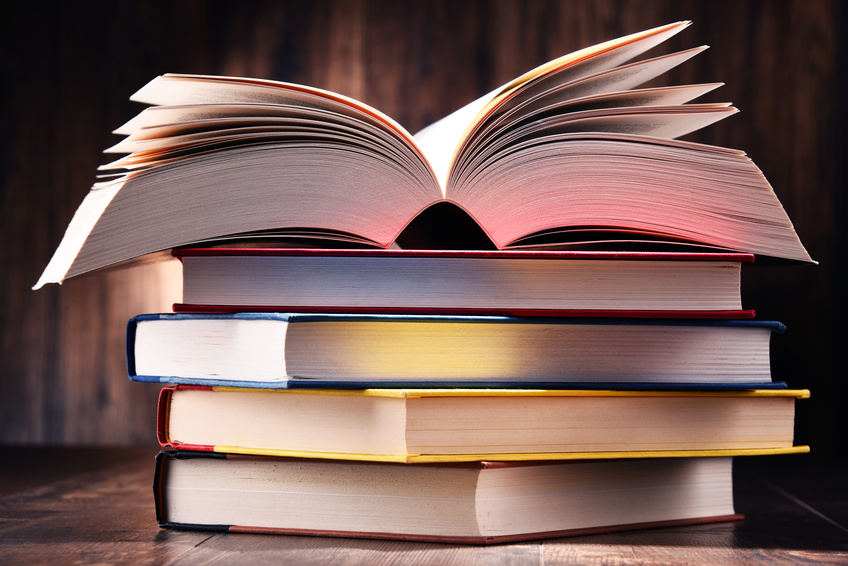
[1,447,846,565]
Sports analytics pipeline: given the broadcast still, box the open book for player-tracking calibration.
[34,21,812,289]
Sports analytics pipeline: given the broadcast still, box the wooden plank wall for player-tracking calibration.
[1,1,844,453]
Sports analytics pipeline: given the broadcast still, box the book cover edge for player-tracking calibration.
[172,247,757,262]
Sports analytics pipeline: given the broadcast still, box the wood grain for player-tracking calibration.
[0,448,846,564]
[0,1,844,451]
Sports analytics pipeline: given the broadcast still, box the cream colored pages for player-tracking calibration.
[413,20,692,192]
[37,20,815,291]
[452,47,716,176]
[33,76,439,289]
[414,92,496,192]
[129,74,420,151]
[33,179,125,290]
[134,317,290,381]
[125,74,437,177]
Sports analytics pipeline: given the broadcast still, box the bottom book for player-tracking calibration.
[154,451,741,544]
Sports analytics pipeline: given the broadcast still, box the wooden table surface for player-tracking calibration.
[0,447,846,565]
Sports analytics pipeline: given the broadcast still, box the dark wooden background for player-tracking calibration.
[1,1,844,454]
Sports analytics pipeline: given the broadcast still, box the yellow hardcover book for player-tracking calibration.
[158,386,809,463]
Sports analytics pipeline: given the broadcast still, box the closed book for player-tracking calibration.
[173,248,756,317]
[129,313,784,389]
[154,451,741,544]
[157,386,809,463]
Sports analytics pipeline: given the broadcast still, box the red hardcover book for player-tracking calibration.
[153,450,744,544]
[173,248,755,317]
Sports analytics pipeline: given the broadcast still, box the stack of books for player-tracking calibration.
[131,248,808,542]
[35,21,812,544]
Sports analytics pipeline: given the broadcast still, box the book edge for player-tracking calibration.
[213,514,745,544]
[173,247,756,262]
[171,304,757,319]
[157,442,811,463]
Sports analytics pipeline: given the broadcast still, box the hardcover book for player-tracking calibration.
[129,313,785,389]
[154,451,742,544]
[157,386,809,462]
[173,248,755,316]
[34,21,812,289]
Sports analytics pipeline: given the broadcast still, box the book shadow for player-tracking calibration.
[395,202,496,250]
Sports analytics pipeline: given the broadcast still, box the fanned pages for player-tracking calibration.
[34,21,813,289]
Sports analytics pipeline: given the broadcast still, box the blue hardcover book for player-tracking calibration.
[127,312,787,390]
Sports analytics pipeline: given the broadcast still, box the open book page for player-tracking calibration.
[453,88,726,181]
[448,132,812,262]
[130,74,412,142]
[458,104,736,180]
[504,84,724,122]
[413,21,692,190]
[412,91,498,192]
[100,105,433,183]
[128,74,437,183]
[33,178,127,290]
[478,47,711,129]
[451,49,722,182]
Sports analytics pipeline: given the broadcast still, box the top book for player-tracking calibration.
[34,21,812,289]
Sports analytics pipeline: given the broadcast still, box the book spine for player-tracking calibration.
[156,387,217,450]
[154,451,231,530]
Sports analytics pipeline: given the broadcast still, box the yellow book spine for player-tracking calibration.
[209,387,811,400]
[210,445,811,464]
